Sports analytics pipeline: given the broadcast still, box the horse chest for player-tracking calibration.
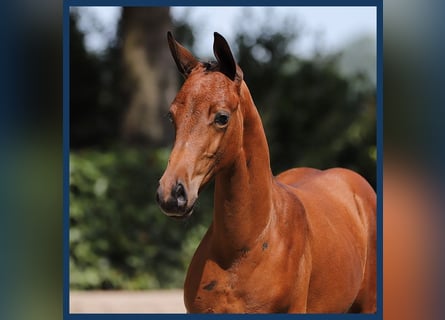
[186,275,248,313]
[184,245,298,313]
[185,270,282,312]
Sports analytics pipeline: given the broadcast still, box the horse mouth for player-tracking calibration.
[161,203,195,220]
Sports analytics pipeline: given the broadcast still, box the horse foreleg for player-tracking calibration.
[288,248,312,313]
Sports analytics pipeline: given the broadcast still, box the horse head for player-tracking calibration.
[156,32,244,219]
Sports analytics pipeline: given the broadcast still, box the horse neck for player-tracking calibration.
[212,81,275,261]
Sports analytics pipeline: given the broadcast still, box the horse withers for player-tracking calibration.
[156,32,376,313]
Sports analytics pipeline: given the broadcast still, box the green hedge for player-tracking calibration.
[69,147,212,289]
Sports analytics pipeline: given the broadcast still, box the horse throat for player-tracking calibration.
[212,82,274,261]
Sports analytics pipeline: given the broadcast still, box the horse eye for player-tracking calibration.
[214,112,230,127]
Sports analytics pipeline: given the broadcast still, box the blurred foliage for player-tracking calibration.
[70,147,213,289]
[70,9,375,290]
[236,32,376,187]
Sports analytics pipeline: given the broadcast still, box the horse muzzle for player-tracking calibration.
[156,181,195,219]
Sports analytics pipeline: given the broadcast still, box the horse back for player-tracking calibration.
[277,166,375,250]
[276,167,375,221]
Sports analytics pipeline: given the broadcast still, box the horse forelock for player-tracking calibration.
[203,60,219,72]
[198,61,243,85]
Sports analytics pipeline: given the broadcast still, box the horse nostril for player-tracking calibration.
[174,183,187,208]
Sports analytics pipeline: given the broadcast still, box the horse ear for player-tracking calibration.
[167,31,199,78]
[213,32,238,81]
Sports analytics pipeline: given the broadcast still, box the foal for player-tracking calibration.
[156,32,376,313]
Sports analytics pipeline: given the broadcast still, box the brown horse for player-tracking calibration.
[156,32,376,313]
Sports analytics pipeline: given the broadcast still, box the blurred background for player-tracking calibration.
[69,6,376,300]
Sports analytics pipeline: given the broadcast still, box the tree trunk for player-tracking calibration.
[120,7,177,146]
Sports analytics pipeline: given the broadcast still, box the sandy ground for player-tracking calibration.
[70,290,186,313]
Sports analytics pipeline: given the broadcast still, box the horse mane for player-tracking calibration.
[203,61,219,72]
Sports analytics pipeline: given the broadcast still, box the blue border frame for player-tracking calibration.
[66,1,380,6]
[63,1,383,319]
[63,1,71,318]
[376,1,383,317]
